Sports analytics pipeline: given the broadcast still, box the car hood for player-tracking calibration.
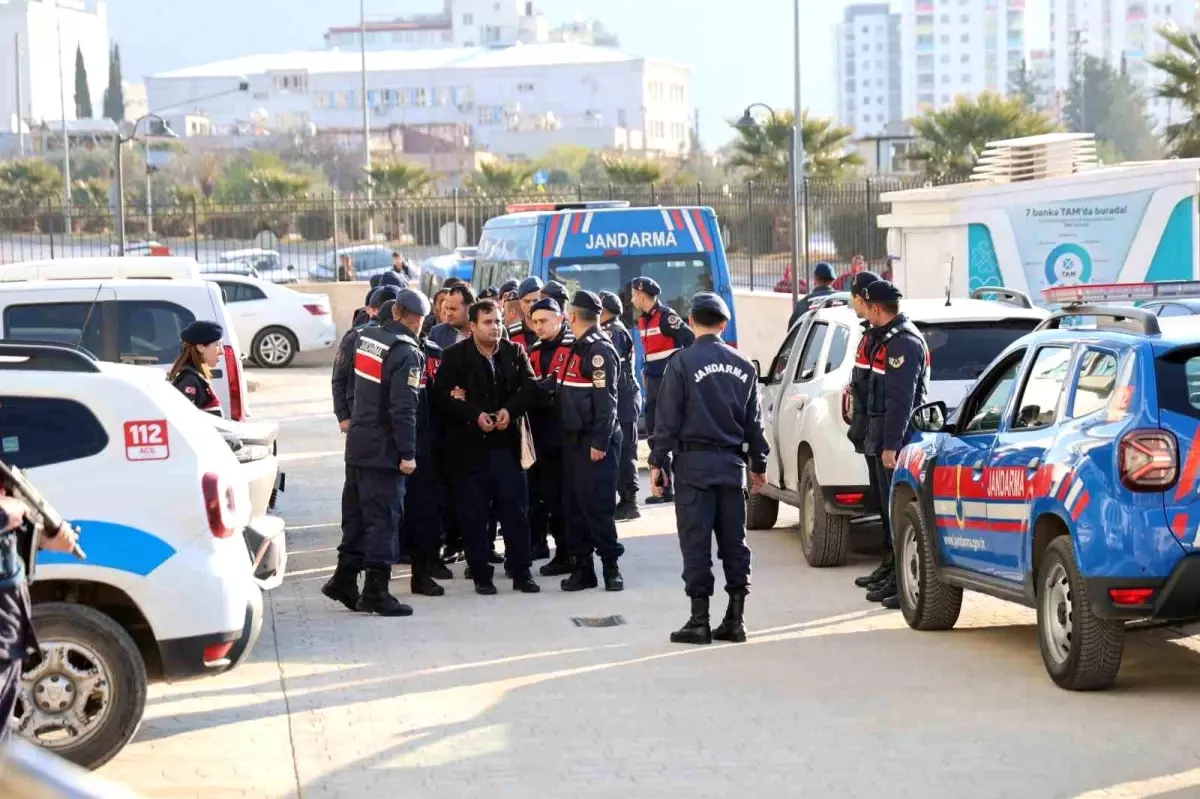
[206,415,278,449]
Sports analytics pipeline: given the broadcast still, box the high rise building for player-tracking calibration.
[900,0,1027,118]
[835,4,903,136]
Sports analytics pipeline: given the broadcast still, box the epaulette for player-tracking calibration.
[396,333,419,348]
[422,338,443,356]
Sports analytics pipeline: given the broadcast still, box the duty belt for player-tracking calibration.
[680,442,744,456]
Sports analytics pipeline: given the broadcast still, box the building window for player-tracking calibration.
[942,74,950,83]
[940,13,949,22]
[961,73,971,82]
[463,12,474,24]
[940,53,950,62]
[517,82,534,93]
[941,94,951,102]
[483,25,502,43]
[479,105,502,125]
[961,53,970,62]
[334,91,350,109]
[435,87,452,106]
[961,33,970,42]
[414,87,429,106]
[940,34,949,43]
[315,92,331,109]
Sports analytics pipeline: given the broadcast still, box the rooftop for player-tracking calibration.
[151,43,642,81]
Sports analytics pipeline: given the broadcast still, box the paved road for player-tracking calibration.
[101,366,1200,799]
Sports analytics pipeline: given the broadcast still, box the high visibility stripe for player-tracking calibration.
[553,212,572,256]
[354,351,383,383]
[661,208,675,231]
[644,349,677,362]
[691,208,714,251]
[680,208,704,251]
[583,211,594,233]
[640,327,662,337]
[543,215,562,259]
[560,379,594,388]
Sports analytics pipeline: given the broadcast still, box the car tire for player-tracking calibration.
[896,501,962,631]
[798,458,850,567]
[1037,536,1125,691]
[20,602,148,770]
[252,326,298,369]
[745,483,779,530]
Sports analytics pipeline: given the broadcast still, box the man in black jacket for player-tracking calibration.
[433,299,541,595]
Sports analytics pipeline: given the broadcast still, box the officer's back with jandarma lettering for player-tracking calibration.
[346,323,423,469]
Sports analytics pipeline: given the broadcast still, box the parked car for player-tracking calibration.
[418,247,476,297]
[205,274,334,368]
[308,245,397,282]
[1,257,200,283]
[214,249,298,284]
[1142,298,1200,317]
[107,241,169,257]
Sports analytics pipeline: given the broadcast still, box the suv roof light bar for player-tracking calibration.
[0,342,101,373]
[1042,280,1200,306]
[969,286,1034,309]
[505,201,631,213]
[1034,304,1161,336]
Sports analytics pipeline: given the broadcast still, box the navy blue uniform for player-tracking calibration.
[650,334,769,599]
[402,338,444,566]
[332,319,376,423]
[558,327,624,564]
[340,321,422,571]
[506,321,539,353]
[603,316,641,503]
[637,301,694,498]
[171,366,222,416]
[786,284,834,330]
[527,324,574,554]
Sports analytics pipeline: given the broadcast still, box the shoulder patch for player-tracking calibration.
[183,385,197,396]
[592,368,606,387]
[407,367,422,387]
[667,314,682,329]
[889,355,905,369]
[592,354,605,367]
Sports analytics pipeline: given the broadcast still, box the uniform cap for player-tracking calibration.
[598,290,623,316]
[691,291,731,321]
[368,285,401,308]
[378,299,397,321]
[378,271,405,289]
[369,273,383,290]
[850,270,881,298]
[479,287,499,300]
[518,276,544,298]
[812,262,836,282]
[862,279,902,303]
[396,289,432,318]
[499,278,520,296]
[542,280,569,304]
[631,277,661,297]
[530,298,561,316]
[180,320,223,346]
[570,290,603,314]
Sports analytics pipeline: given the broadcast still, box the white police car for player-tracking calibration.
[1,342,266,767]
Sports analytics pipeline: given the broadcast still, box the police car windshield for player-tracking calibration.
[915,320,1040,381]
[475,223,536,288]
[548,256,713,328]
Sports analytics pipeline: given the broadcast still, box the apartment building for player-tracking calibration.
[835,4,903,135]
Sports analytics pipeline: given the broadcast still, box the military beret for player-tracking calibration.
[542,280,568,304]
[518,276,544,298]
[369,273,383,290]
[479,287,499,300]
[530,298,561,316]
[378,299,397,321]
[691,291,731,321]
[499,278,520,296]
[598,290,623,316]
[396,289,432,318]
[850,271,881,298]
[570,290,603,314]
[368,285,401,308]
[863,279,902,303]
[180,320,223,346]
[812,262,836,282]
[378,271,405,289]
[631,277,660,296]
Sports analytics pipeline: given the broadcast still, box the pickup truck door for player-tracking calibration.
[776,321,833,491]
[760,318,809,487]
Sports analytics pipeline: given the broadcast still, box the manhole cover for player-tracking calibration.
[571,615,626,628]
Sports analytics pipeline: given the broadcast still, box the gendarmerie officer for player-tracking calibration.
[169,321,225,416]
[541,280,569,308]
[352,271,405,327]
[599,290,642,521]
[860,280,929,610]
[508,276,543,353]
[649,292,769,646]
[333,285,402,431]
[785,261,836,329]
[322,290,426,617]
[558,290,625,592]
[630,277,695,504]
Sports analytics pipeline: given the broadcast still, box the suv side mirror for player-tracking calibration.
[911,400,948,433]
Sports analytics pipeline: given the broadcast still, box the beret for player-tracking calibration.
[863,279,902,303]
[518,276,544,298]
[541,280,568,304]
[570,290,603,314]
[396,289,432,318]
[368,285,401,308]
[499,278,520,296]
[180,320,223,346]
[850,271,881,298]
[479,287,499,300]
[378,299,396,321]
[378,271,405,288]
[691,291,730,321]
[598,290,623,316]
[631,277,660,296]
[812,262,835,282]
[530,298,561,315]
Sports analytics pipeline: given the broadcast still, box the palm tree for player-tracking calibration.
[467,160,534,196]
[245,167,311,203]
[364,160,435,198]
[1148,26,1200,157]
[906,91,1059,181]
[0,159,63,212]
[601,156,664,185]
[729,109,863,182]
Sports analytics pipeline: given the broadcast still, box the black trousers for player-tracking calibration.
[563,432,624,563]
[340,465,404,570]
[453,448,533,581]
[438,454,463,553]
[674,477,751,599]
[403,454,443,563]
[0,657,18,746]
[867,455,895,549]
[530,450,565,549]
[644,375,672,493]
[618,420,638,501]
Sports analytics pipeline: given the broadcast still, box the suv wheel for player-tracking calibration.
[18,603,148,769]
[252,327,298,368]
[1037,537,1124,691]
[896,501,962,630]
[798,458,850,567]
[745,473,779,529]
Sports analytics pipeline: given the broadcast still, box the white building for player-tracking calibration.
[0,0,109,132]
[835,3,903,136]
[145,43,691,159]
[1050,0,1196,130]
[1028,47,1057,114]
[900,0,1027,117]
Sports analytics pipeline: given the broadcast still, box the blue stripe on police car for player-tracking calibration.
[38,520,177,576]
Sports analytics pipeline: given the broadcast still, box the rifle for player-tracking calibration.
[0,459,86,580]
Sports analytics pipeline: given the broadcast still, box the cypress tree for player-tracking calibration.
[74,45,92,118]
[102,43,125,123]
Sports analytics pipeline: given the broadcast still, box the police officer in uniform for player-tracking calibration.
[352,271,405,327]
[785,261,837,329]
[321,290,427,617]
[334,285,402,431]
[860,280,929,610]
[169,321,226,416]
[508,276,543,352]
[558,290,625,592]
[599,290,642,521]
[649,293,769,646]
[541,280,569,309]
[630,277,695,504]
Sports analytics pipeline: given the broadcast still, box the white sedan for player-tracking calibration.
[207,274,336,368]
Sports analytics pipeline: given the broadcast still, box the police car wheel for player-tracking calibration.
[896,501,962,631]
[797,458,849,567]
[1037,537,1125,691]
[745,473,779,530]
[19,602,148,770]
[252,327,298,369]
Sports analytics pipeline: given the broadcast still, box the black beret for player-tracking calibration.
[368,285,401,308]
[499,278,519,295]
[570,290,603,314]
[813,262,835,282]
[378,271,405,289]
[598,290,623,316]
[631,277,660,296]
[863,279,902,303]
[479,287,499,300]
[542,280,568,304]
[396,289,431,318]
[691,292,730,321]
[378,299,397,321]
[530,298,561,315]
[850,271,881,298]
[181,320,223,346]
[518,276,544,298]
[369,274,383,289]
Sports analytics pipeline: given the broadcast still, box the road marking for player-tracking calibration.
[1073,768,1200,798]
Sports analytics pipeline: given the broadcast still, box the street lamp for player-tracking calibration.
[114,114,178,256]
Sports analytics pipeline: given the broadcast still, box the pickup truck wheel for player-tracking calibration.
[252,326,297,368]
[798,458,849,567]
[1037,537,1124,691]
[897,501,962,630]
[745,486,779,530]
[17,603,148,770]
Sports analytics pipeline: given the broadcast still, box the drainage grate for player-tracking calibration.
[571,615,626,628]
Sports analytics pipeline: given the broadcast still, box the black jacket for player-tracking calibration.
[432,337,538,468]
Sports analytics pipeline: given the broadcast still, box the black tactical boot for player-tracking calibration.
[539,551,574,577]
[645,489,675,506]
[712,594,747,643]
[356,569,414,616]
[865,575,897,603]
[602,560,624,592]
[474,580,498,595]
[430,559,453,581]
[880,594,901,610]
[410,559,445,597]
[531,538,551,560]
[512,573,541,593]
[561,558,599,592]
[320,562,360,611]
[614,496,641,521]
[854,552,895,588]
[669,597,712,645]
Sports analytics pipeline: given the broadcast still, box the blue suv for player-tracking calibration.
[891,284,1200,691]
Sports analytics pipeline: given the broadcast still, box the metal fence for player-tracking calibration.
[0,176,940,291]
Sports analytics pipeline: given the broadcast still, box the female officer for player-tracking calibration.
[168,320,225,416]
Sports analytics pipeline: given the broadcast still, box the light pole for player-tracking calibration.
[115,114,177,255]
[791,0,806,303]
[53,0,71,232]
[736,102,802,310]
[360,0,375,239]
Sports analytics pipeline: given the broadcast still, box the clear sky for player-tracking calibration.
[110,0,1052,145]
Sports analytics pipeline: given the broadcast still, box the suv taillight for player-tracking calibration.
[223,345,245,421]
[841,386,853,426]
[303,303,329,316]
[202,472,236,538]
[1118,430,1178,492]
